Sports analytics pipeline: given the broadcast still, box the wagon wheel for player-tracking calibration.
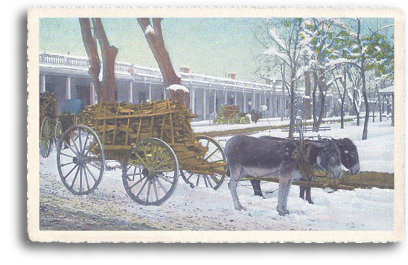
[122,138,179,206]
[227,113,238,124]
[54,120,63,152]
[180,136,226,190]
[57,125,105,195]
[39,117,53,158]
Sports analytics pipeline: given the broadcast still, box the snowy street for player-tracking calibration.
[39,118,395,231]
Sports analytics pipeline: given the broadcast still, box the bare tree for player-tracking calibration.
[254,18,305,139]
[79,18,118,102]
[332,66,348,129]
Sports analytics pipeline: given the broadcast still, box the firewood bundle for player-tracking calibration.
[40,92,57,121]
[214,105,249,124]
[81,100,209,167]
[222,105,240,119]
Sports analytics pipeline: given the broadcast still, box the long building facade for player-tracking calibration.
[39,53,290,120]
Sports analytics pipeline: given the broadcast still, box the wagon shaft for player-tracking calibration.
[246,171,394,190]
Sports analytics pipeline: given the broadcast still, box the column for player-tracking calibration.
[234,91,238,105]
[203,89,207,120]
[213,90,217,113]
[40,74,46,93]
[253,90,256,112]
[224,90,227,105]
[148,84,152,102]
[244,92,247,113]
[66,76,71,99]
[191,88,195,114]
[129,81,133,103]
[90,83,95,105]
[270,93,273,117]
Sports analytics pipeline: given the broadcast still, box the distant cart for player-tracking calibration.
[39,96,84,158]
[56,99,227,205]
[39,92,62,158]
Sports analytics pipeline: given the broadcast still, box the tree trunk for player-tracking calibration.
[280,64,286,122]
[78,18,101,97]
[315,69,326,132]
[137,18,188,107]
[138,18,181,87]
[304,71,312,119]
[361,70,369,140]
[92,18,118,102]
[339,69,347,129]
[288,73,296,139]
[312,71,318,130]
[79,18,118,102]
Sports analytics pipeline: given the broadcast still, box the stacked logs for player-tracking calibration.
[222,105,240,120]
[214,105,249,124]
[81,100,210,169]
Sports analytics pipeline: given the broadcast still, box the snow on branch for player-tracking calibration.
[263,45,290,65]
[269,28,286,49]
[324,58,352,68]
[144,25,155,35]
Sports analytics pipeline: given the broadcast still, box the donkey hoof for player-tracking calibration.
[277,209,289,216]
[235,205,246,211]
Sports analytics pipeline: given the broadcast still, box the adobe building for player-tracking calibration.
[39,53,291,120]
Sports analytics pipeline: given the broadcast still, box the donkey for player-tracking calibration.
[250,136,360,201]
[224,135,342,216]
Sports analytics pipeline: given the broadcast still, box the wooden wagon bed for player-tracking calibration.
[81,99,227,174]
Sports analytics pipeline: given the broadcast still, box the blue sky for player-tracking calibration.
[39,17,394,82]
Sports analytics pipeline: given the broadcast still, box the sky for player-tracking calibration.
[39,17,394,82]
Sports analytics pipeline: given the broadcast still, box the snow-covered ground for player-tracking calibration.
[39,118,395,231]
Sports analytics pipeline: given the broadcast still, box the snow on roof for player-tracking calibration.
[166,84,189,93]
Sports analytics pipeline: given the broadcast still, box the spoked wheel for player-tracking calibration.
[122,138,179,206]
[57,125,105,195]
[180,136,226,190]
[40,117,53,158]
[54,120,63,152]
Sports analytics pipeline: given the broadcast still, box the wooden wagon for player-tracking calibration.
[56,99,228,205]
[40,93,83,158]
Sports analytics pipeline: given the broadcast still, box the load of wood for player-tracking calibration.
[40,92,57,121]
[81,99,226,173]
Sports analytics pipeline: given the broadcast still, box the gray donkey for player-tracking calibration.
[250,136,360,202]
[224,135,343,216]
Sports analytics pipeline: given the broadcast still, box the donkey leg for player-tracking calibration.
[250,179,263,197]
[277,177,292,216]
[228,165,246,211]
[306,187,313,204]
[299,185,306,199]
[281,179,293,213]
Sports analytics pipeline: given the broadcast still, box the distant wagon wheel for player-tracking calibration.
[227,113,238,124]
[54,120,63,152]
[57,125,105,195]
[180,136,226,190]
[39,117,53,158]
[122,138,179,206]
